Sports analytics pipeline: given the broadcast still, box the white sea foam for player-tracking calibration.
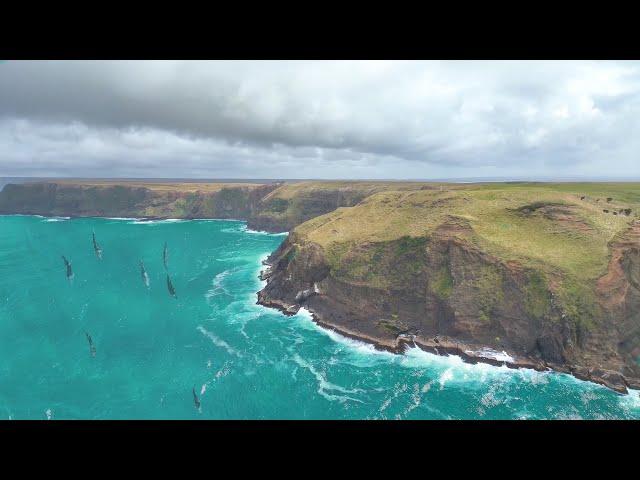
[241,224,288,236]
[403,345,518,375]
[45,408,52,420]
[292,304,545,388]
[197,325,241,357]
[397,345,536,393]
[480,384,504,408]
[129,218,185,225]
[43,216,70,222]
[128,219,156,224]
[402,383,424,418]
[215,361,232,379]
[439,368,454,390]
[294,308,395,360]
[379,382,408,415]
[619,388,640,412]
[292,353,364,404]
[465,347,515,363]
[205,270,231,300]
[293,306,525,382]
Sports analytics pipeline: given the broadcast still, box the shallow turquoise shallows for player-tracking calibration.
[1,215,639,420]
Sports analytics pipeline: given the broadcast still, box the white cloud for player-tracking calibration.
[0,60,639,179]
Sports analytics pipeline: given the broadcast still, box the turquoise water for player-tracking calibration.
[1,215,639,420]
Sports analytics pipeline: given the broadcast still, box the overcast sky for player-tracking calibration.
[1,60,639,180]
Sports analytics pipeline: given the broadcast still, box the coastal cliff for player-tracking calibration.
[2,180,640,393]
[0,181,280,224]
[0,180,418,232]
[257,183,640,394]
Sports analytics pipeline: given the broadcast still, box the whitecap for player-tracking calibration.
[439,368,454,390]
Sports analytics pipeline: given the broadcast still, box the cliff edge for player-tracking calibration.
[257,183,640,394]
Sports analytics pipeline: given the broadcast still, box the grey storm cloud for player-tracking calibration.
[1,60,640,179]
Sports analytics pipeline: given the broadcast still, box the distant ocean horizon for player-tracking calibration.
[3,175,640,193]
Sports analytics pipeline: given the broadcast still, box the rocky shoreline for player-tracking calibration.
[256,255,634,395]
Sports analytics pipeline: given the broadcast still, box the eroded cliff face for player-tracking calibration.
[0,181,392,233]
[595,222,640,389]
[248,187,385,232]
[258,219,640,393]
[0,182,281,225]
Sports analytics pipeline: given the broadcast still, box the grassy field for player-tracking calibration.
[260,180,435,200]
[296,182,640,283]
[254,181,443,229]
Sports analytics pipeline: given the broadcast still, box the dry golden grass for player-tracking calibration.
[296,183,640,282]
[262,180,440,201]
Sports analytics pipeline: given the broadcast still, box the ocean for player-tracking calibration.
[0,215,638,420]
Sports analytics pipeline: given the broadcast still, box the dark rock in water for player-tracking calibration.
[589,368,628,394]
